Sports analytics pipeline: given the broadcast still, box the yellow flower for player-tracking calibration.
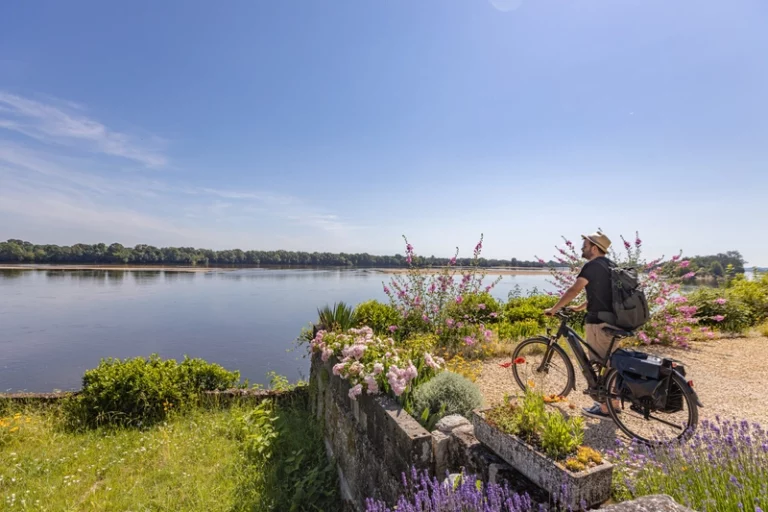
[9,426,19,433]
[13,413,22,419]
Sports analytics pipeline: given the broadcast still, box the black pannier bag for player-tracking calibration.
[610,349,684,412]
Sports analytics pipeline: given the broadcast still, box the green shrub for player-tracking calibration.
[687,288,753,334]
[233,400,340,511]
[401,333,439,356]
[726,275,768,322]
[411,371,482,428]
[354,300,402,334]
[316,302,357,332]
[494,319,541,341]
[65,355,240,428]
[758,321,768,338]
[447,292,502,324]
[540,412,584,460]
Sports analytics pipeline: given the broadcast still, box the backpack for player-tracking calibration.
[596,260,650,330]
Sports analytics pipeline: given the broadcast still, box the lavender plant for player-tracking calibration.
[365,467,581,512]
[609,417,768,511]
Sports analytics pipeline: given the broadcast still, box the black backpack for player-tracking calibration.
[596,260,650,330]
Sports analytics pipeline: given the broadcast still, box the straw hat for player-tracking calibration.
[581,231,611,253]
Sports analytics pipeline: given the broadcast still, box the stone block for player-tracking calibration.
[600,495,695,511]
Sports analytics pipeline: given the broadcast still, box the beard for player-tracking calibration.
[581,248,591,259]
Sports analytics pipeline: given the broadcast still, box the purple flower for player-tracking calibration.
[388,325,398,333]
[713,315,725,322]
[680,260,691,268]
[715,297,727,305]
[477,303,486,310]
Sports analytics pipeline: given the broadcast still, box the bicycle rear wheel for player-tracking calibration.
[605,370,698,444]
[511,337,575,398]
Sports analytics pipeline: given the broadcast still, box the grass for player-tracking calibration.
[1,405,244,511]
[1,398,339,511]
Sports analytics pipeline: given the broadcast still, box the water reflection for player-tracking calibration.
[0,268,556,393]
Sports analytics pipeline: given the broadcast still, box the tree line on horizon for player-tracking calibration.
[0,239,554,268]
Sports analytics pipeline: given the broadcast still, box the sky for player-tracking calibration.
[1,0,767,265]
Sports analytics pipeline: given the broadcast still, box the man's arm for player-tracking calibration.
[568,301,588,312]
[544,277,588,316]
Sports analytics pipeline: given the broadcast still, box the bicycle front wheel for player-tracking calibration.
[511,337,575,398]
[605,370,698,445]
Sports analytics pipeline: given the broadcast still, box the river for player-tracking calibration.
[0,268,555,392]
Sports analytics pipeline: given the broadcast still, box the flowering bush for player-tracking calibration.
[687,288,753,334]
[353,300,402,335]
[365,467,577,512]
[309,327,443,404]
[384,235,502,352]
[610,417,768,511]
[538,231,697,347]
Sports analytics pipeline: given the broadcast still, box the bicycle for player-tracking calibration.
[509,310,702,444]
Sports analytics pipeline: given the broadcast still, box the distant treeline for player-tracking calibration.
[667,251,747,277]
[0,240,553,268]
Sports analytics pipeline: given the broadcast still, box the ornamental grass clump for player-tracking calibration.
[411,371,482,429]
[610,417,768,511]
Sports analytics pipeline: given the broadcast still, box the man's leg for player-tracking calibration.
[582,323,620,418]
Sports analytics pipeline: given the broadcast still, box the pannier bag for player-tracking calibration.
[610,349,685,413]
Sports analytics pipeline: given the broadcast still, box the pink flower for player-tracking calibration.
[424,353,440,370]
[373,362,384,375]
[456,295,463,304]
[635,238,642,247]
[683,272,696,280]
[332,363,345,376]
[713,315,725,322]
[388,325,398,333]
[671,254,681,262]
[406,243,413,253]
[477,303,486,310]
[464,336,476,346]
[446,318,455,327]
[565,240,573,248]
[363,375,379,394]
[680,260,690,268]
[484,329,493,340]
[715,298,727,305]
[649,272,658,281]
[655,297,666,305]
[422,314,429,322]
[638,332,650,344]
[383,285,391,294]
[348,383,363,400]
[490,312,498,318]
[321,348,333,362]
[624,240,631,250]
[449,256,457,265]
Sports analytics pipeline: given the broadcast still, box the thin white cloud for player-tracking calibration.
[0,91,359,243]
[0,91,166,167]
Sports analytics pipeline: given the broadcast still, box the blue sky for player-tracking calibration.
[1,0,766,264]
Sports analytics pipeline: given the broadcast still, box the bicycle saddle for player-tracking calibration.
[602,326,634,338]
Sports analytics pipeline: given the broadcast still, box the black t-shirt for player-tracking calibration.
[577,256,613,324]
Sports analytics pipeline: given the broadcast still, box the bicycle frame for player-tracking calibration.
[539,313,620,401]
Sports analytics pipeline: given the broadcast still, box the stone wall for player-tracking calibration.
[309,354,434,510]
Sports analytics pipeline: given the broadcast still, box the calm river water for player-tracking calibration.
[0,268,555,392]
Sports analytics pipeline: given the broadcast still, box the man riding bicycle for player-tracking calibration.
[544,231,620,419]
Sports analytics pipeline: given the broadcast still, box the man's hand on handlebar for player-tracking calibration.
[544,306,576,317]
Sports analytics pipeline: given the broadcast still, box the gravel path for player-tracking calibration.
[477,335,768,428]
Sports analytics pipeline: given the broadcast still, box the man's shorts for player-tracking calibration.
[585,323,621,364]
